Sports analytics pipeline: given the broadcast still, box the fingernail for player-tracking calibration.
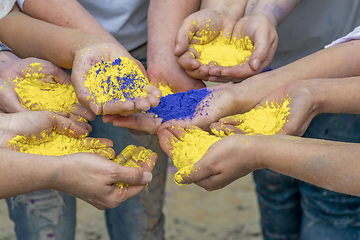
[252,58,260,71]
[175,44,180,54]
[142,172,152,183]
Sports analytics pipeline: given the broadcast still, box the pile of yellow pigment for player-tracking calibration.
[113,145,154,191]
[84,57,149,105]
[8,131,113,158]
[13,63,78,114]
[192,32,254,67]
[169,98,290,185]
[158,84,174,97]
[169,127,220,185]
[223,98,291,136]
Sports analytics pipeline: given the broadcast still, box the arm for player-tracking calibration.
[147,0,205,92]
[22,0,119,45]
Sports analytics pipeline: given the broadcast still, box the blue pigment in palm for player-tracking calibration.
[148,88,211,123]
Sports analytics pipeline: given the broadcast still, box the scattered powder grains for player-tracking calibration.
[169,128,220,185]
[228,98,291,135]
[84,57,149,105]
[192,32,254,67]
[113,145,154,191]
[13,63,78,113]
[148,88,211,123]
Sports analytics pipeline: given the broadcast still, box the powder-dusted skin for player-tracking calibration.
[230,98,291,135]
[13,66,78,114]
[8,131,112,158]
[148,88,211,123]
[170,128,220,185]
[192,33,254,67]
[113,145,154,191]
[158,84,174,97]
[84,57,149,105]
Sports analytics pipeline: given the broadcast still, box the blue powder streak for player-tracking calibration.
[148,88,211,123]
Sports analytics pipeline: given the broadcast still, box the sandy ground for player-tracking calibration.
[0,163,262,240]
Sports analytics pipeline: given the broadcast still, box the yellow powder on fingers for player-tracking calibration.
[13,64,78,114]
[84,57,149,105]
[170,128,220,185]
[158,84,174,97]
[229,98,291,135]
[113,145,155,191]
[192,32,254,67]
[8,131,113,158]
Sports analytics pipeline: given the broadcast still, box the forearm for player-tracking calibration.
[0,150,60,199]
[234,39,360,112]
[22,0,118,45]
[244,0,303,26]
[256,135,360,196]
[0,8,105,69]
[147,0,201,68]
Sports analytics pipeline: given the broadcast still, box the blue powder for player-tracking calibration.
[148,88,211,123]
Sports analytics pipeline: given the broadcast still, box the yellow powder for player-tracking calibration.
[113,145,154,191]
[169,128,220,185]
[158,84,174,97]
[84,57,149,105]
[192,32,254,67]
[229,98,291,135]
[8,131,113,158]
[13,64,78,114]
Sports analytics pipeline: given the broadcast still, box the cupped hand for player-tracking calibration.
[216,80,320,137]
[175,9,238,81]
[71,43,161,116]
[0,57,95,120]
[0,111,92,148]
[211,13,277,82]
[158,125,259,191]
[56,146,157,210]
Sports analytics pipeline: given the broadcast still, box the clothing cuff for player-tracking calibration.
[16,0,25,11]
[325,26,360,48]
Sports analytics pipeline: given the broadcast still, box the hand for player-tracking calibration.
[175,8,238,81]
[209,13,277,82]
[56,146,157,210]
[71,43,161,116]
[104,83,250,134]
[158,125,259,191]
[147,59,205,93]
[0,57,95,120]
[216,80,320,137]
[0,111,92,148]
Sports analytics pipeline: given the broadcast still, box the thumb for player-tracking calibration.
[114,165,153,185]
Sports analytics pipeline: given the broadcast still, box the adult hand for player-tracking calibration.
[0,57,95,120]
[0,111,92,148]
[175,8,238,81]
[56,146,157,210]
[215,80,320,137]
[104,83,251,134]
[71,42,161,116]
[209,13,277,82]
[158,125,259,191]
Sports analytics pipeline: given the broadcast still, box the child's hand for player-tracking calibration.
[71,43,161,116]
[0,111,93,148]
[0,58,95,120]
[158,125,259,191]
[56,146,157,210]
[209,13,277,82]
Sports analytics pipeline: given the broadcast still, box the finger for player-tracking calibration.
[177,51,201,71]
[117,184,147,201]
[114,145,138,165]
[157,128,177,157]
[50,114,90,137]
[142,84,162,100]
[80,137,114,149]
[102,99,136,115]
[133,98,151,111]
[175,17,200,57]
[102,114,122,123]
[113,165,152,185]
[69,103,97,121]
[89,147,116,159]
